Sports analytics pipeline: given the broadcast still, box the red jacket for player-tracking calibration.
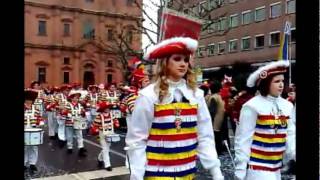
[231,92,254,123]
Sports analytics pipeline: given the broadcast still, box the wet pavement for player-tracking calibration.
[25,127,295,180]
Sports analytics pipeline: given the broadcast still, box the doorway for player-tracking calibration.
[83,71,95,89]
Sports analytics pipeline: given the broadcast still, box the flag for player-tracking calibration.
[278,21,291,60]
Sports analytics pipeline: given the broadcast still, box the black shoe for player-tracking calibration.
[29,165,38,174]
[67,149,73,154]
[59,140,66,148]
[98,160,104,168]
[78,148,87,157]
[105,166,112,171]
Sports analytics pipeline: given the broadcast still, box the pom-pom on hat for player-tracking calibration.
[247,60,290,88]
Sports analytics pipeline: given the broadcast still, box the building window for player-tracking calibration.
[269,31,281,46]
[255,6,266,22]
[208,0,224,10]
[242,10,253,25]
[167,0,173,8]
[255,35,265,48]
[230,14,239,28]
[270,2,281,18]
[107,74,113,83]
[197,46,206,57]
[38,20,47,36]
[229,39,238,52]
[286,0,295,14]
[63,71,70,84]
[218,42,226,54]
[107,29,114,41]
[127,0,134,6]
[183,8,189,14]
[63,57,70,65]
[207,44,215,56]
[207,21,217,33]
[218,17,227,31]
[83,21,95,39]
[63,23,70,36]
[107,60,113,67]
[290,28,296,43]
[199,1,207,14]
[241,37,251,50]
[38,67,46,83]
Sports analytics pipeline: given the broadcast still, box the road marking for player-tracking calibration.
[82,138,126,159]
[32,166,130,180]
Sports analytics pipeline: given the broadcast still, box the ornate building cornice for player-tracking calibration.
[24,1,142,21]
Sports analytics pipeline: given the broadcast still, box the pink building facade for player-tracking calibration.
[25,0,142,88]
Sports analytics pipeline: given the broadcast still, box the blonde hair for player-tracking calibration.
[153,55,197,103]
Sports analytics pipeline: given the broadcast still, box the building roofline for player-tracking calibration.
[25,1,143,21]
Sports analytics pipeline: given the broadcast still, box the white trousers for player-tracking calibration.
[66,127,84,149]
[57,116,66,141]
[98,131,111,168]
[245,169,281,180]
[47,111,57,137]
[125,114,132,169]
[24,146,38,166]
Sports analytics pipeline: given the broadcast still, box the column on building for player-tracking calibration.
[51,50,61,86]
[73,51,81,84]
[24,48,32,87]
[99,53,106,84]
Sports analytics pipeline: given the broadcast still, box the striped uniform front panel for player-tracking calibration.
[126,94,137,114]
[24,106,40,127]
[145,102,198,180]
[93,113,113,131]
[248,115,289,171]
[64,103,82,126]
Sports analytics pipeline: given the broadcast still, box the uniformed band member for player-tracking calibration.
[125,10,224,179]
[24,90,44,174]
[234,60,295,180]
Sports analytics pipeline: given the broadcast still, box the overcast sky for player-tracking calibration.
[142,0,160,53]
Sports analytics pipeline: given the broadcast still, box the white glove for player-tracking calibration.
[209,167,224,180]
[234,169,246,180]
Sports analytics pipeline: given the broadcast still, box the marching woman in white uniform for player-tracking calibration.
[125,17,224,179]
[234,60,296,180]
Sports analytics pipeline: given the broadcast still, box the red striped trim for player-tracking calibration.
[254,132,287,138]
[251,148,285,156]
[148,156,196,166]
[154,109,197,117]
[148,133,197,141]
[258,115,289,120]
[248,165,281,172]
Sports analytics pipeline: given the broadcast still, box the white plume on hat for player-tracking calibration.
[247,60,290,87]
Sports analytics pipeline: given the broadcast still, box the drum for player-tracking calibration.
[105,133,120,143]
[111,109,122,118]
[24,128,44,146]
[73,117,87,130]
